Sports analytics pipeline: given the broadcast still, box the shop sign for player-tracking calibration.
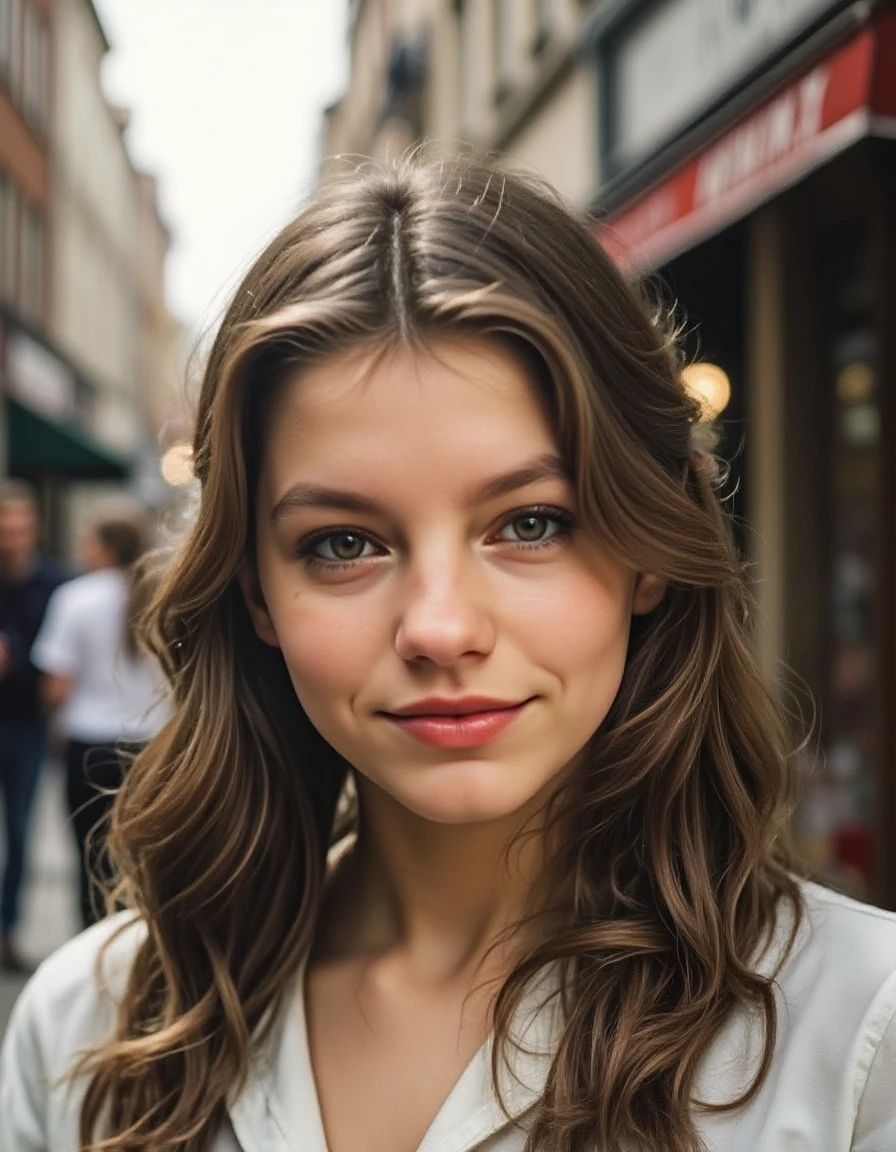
[5,330,77,422]
[600,12,896,271]
[605,0,848,173]
[692,66,830,207]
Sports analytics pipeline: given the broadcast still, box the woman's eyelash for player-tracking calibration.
[296,505,577,569]
[297,528,382,567]
[493,506,577,546]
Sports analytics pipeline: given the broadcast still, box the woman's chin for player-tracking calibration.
[381,760,559,828]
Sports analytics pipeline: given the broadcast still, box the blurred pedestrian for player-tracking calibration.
[30,514,170,929]
[0,480,67,974]
[3,153,896,1152]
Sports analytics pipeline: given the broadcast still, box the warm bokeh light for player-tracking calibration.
[160,442,195,486]
[836,362,874,404]
[681,362,732,419]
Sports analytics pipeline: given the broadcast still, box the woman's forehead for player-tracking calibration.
[256,338,568,505]
[267,337,551,431]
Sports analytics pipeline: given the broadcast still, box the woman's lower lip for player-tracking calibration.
[385,702,530,748]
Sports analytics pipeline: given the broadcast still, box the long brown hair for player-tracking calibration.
[75,153,803,1151]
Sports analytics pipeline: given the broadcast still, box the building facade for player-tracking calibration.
[0,0,53,476]
[130,171,184,511]
[50,0,139,462]
[2,0,132,509]
[588,0,896,909]
[0,0,51,332]
[324,0,896,909]
[322,0,598,206]
[1,0,181,551]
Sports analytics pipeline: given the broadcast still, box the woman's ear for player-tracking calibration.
[632,573,667,616]
[237,565,281,648]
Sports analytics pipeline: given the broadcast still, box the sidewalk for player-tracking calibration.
[0,759,81,1040]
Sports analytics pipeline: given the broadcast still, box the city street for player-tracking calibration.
[0,761,81,1040]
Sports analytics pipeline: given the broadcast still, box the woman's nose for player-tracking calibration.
[393,557,496,667]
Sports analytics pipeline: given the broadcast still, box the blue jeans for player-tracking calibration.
[0,722,46,933]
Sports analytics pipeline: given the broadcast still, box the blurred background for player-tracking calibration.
[1,0,894,1030]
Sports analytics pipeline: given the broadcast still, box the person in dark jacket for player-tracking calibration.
[0,480,67,972]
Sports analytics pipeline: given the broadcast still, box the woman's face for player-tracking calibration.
[245,337,662,826]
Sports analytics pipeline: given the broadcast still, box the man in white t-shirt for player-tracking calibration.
[31,516,170,927]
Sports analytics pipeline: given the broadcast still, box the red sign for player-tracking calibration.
[600,11,896,271]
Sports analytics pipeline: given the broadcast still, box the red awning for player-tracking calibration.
[599,9,896,272]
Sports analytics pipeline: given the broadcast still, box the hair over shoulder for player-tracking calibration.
[74,150,804,1152]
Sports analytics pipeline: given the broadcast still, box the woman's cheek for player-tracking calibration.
[278,603,382,691]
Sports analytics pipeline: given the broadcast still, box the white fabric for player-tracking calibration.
[30,568,170,743]
[2,880,896,1152]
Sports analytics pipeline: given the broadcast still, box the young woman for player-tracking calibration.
[1,154,894,1152]
[31,514,170,928]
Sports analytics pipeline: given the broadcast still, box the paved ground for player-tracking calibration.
[0,760,81,1041]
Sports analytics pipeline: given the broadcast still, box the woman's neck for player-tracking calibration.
[314,779,554,983]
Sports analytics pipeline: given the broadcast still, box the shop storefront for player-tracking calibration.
[0,309,131,550]
[587,0,896,907]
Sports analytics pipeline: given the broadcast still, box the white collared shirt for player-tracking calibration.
[2,879,896,1152]
[30,568,170,744]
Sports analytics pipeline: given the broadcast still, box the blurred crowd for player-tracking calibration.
[0,479,168,974]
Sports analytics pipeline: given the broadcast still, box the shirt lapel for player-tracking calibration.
[231,960,562,1152]
[228,959,330,1152]
[228,1072,297,1152]
[417,964,563,1152]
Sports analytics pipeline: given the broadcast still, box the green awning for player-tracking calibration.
[6,400,131,480]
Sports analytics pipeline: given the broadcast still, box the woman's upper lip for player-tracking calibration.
[384,696,530,717]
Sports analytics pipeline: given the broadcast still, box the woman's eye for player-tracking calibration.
[304,531,378,563]
[495,509,573,545]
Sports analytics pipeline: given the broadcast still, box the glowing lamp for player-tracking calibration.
[681,362,731,419]
[160,443,195,487]
[836,362,874,405]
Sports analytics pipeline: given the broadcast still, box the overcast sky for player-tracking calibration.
[93,0,348,333]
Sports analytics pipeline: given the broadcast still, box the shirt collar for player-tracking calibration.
[228,888,808,1152]
[228,958,564,1152]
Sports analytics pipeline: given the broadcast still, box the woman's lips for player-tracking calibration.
[382,700,531,749]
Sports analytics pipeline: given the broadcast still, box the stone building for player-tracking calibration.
[1,0,181,549]
[322,0,597,205]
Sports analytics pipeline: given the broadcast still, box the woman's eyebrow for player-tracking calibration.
[271,485,380,521]
[470,453,569,504]
[270,453,569,522]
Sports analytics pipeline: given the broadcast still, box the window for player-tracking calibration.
[0,172,17,301]
[22,2,48,131]
[532,0,555,53]
[793,224,881,901]
[493,0,514,103]
[20,203,43,320]
[7,0,21,97]
[348,0,364,35]
[534,0,555,31]
[0,0,11,82]
[454,0,473,134]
